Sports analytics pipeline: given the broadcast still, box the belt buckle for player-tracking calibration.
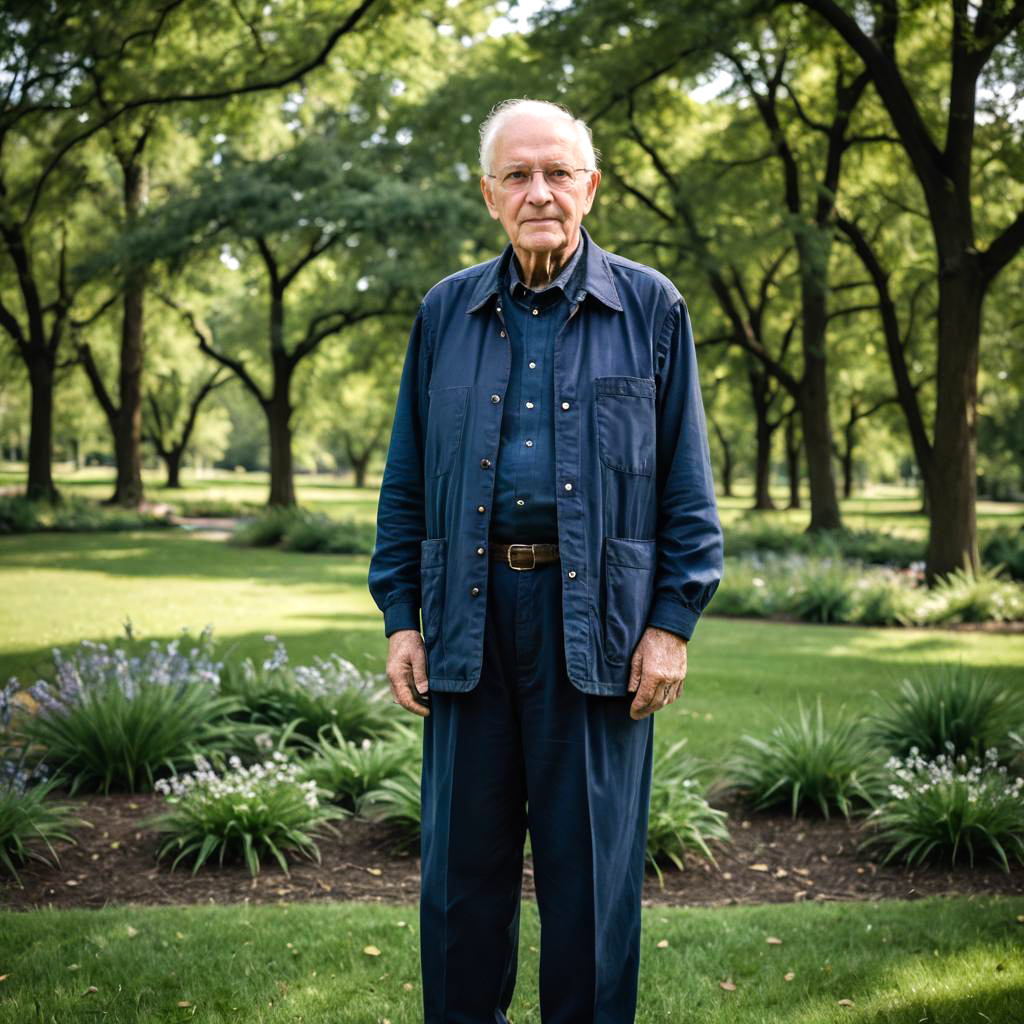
[507,544,536,571]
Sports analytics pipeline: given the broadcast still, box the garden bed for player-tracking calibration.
[3,791,1020,912]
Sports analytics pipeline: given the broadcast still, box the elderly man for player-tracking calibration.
[368,99,723,1024]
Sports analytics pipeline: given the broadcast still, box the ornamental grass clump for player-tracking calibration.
[361,766,422,852]
[145,751,346,877]
[14,624,246,794]
[0,682,85,882]
[726,697,881,819]
[222,636,399,743]
[296,722,420,813]
[913,564,1024,625]
[645,739,730,885]
[867,665,1022,762]
[862,746,1024,871]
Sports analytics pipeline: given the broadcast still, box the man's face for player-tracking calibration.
[480,111,600,262]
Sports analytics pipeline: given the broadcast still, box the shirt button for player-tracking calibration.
[477,505,486,513]
[491,394,501,403]
[470,586,480,597]
[529,361,536,369]
[476,546,485,556]
[532,308,539,316]
[525,440,533,447]
[564,482,573,491]
[480,458,491,469]
[526,401,534,409]
[499,330,507,338]
[568,570,577,579]
[561,401,570,411]
[516,498,525,506]
[496,305,502,313]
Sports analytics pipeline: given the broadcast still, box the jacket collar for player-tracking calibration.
[466,226,623,314]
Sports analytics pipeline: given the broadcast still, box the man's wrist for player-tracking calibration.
[384,602,421,637]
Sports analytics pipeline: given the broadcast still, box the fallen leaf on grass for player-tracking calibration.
[83,986,98,995]
[837,998,854,1006]
[367,867,383,877]
[402,982,414,991]
[766,936,782,945]
[656,940,669,948]
[773,868,788,879]
[1017,915,1024,924]
[0,975,8,982]
[749,863,769,872]
[783,972,795,982]
[719,980,736,991]
[363,946,382,957]
[176,1001,192,1008]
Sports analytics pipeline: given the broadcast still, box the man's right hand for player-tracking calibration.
[386,629,430,718]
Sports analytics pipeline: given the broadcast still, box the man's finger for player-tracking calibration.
[411,643,429,695]
[627,648,643,693]
[389,656,429,718]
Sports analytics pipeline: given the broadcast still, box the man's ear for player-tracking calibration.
[480,176,500,220]
[582,169,601,215]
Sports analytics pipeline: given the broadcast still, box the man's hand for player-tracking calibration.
[386,629,430,718]
[627,626,688,720]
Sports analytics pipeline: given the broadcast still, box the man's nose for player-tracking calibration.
[524,169,554,202]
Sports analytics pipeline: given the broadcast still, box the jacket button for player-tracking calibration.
[477,505,486,513]
[561,401,570,410]
[470,586,481,597]
[490,393,501,403]
[499,330,506,338]
[525,401,534,409]
[480,458,492,469]
[564,482,573,491]
[476,546,485,555]
[568,570,577,579]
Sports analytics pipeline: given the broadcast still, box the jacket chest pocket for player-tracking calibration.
[593,376,656,476]
[425,386,470,478]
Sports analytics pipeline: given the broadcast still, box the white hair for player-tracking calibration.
[478,99,599,176]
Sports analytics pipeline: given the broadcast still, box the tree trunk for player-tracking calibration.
[26,352,57,501]
[266,375,296,507]
[798,253,841,531]
[925,270,982,581]
[749,363,776,511]
[842,416,855,500]
[785,413,801,510]
[163,450,182,489]
[352,454,370,489]
[109,159,148,507]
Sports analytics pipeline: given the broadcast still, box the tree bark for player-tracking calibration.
[26,351,57,501]
[749,363,776,511]
[785,412,801,510]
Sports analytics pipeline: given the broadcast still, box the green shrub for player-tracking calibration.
[645,739,730,884]
[867,665,1022,761]
[296,723,419,813]
[784,559,856,623]
[1,684,86,882]
[850,573,919,625]
[229,507,302,547]
[14,625,247,794]
[0,494,173,534]
[862,747,1024,871]
[705,558,777,617]
[725,698,881,818]
[171,498,262,518]
[913,564,1024,624]
[221,638,399,744]
[144,750,346,877]
[281,514,375,555]
[982,525,1024,581]
[723,520,924,566]
[361,766,422,852]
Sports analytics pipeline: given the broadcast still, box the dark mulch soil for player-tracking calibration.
[3,792,1021,912]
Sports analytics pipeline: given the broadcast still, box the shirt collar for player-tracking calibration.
[466,225,623,314]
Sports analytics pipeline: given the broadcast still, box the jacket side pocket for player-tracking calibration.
[419,537,448,645]
[602,537,657,665]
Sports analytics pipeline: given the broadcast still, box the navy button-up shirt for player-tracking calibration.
[490,237,585,543]
[369,226,724,696]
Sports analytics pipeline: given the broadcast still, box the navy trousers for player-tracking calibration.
[419,556,655,1023]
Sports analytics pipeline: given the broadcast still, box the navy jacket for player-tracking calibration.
[368,227,723,696]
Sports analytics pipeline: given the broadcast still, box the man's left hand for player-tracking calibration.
[627,626,688,720]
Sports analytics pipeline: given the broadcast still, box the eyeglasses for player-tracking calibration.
[486,163,593,192]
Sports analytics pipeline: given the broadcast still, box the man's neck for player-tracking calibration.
[512,237,581,291]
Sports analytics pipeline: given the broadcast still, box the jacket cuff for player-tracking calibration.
[645,595,702,642]
[384,602,421,638]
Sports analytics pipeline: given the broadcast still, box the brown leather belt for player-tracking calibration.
[489,542,560,570]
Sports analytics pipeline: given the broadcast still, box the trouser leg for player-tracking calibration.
[515,561,655,1024]
[420,564,527,1024]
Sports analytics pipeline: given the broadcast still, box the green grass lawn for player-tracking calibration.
[2,529,1022,767]
[0,897,1020,1023]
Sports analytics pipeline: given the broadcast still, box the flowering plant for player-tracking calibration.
[221,635,398,744]
[862,745,1024,871]
[145,750,347,877]
[13,624,248,793]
